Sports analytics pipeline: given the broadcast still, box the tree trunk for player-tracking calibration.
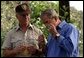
[59,1,70,23]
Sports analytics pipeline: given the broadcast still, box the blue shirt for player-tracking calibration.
[46,20,79,57]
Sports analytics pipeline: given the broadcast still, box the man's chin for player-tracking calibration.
[22,23,29,26]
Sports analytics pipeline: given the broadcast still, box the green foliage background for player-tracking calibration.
[1,1,83,57]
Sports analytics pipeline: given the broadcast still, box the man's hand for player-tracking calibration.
[3,45,26,57]
[27,46,37,55]
[13,45,26,54]
[47,23,59,37]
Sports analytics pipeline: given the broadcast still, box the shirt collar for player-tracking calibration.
[15,24,33,31]
[58,20,67,29]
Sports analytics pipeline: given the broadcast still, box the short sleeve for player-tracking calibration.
[1,31,12,50]
[33,25,43,36]
[38,29,43,36]
[33,25,47,44]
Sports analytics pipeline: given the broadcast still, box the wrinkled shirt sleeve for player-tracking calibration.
[56,26,79,56]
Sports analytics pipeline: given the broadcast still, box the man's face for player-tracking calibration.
[16,10,30,26]
[41,15,56,29]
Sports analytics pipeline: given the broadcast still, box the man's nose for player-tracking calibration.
[26,15,28,19]
[24,15,28,19]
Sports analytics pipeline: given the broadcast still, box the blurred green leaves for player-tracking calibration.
[1,1,83,57]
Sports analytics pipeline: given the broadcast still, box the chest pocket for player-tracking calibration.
[26,37,39,48]
[26,32,39,49]
[11,37,22,48]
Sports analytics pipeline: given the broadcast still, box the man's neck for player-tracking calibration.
[19,24,29,32]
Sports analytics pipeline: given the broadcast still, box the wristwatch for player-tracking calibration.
[56,33,60,37]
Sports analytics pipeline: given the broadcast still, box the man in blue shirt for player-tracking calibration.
[40,9,79,57]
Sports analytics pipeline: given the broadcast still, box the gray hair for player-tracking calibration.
[40,9,59,19]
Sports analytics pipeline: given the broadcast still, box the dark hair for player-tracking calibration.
[40,9,59,19]
[15,3,31,13]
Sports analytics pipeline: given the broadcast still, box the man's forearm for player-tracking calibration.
[3,49,18,57]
